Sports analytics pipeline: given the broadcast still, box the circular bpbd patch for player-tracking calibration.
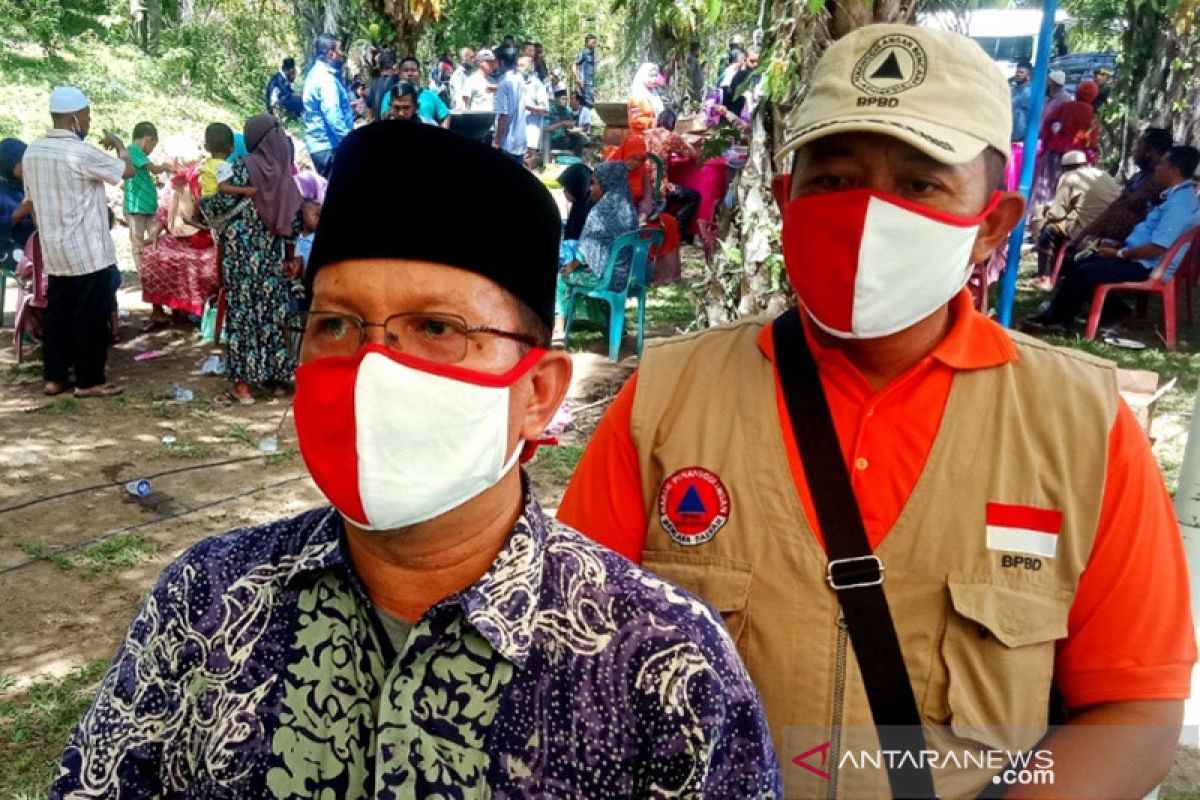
[658,467,731,546]
[851,33,927,96]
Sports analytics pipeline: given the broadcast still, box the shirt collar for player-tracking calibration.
[758,289,1018,373]
[1161,179,1196,201]
[286,480,547,669]
[43,128,80,140]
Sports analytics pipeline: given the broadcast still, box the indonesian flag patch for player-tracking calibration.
[985,503,1062,558]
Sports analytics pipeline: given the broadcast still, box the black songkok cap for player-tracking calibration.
[307,121,562,326]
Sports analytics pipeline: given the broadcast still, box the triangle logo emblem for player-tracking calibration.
[869,51,905,81]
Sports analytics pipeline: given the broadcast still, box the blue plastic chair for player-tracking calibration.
[563,227,665,362]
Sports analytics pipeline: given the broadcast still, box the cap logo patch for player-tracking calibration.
[852,34,927,96]
[657,467,730,546]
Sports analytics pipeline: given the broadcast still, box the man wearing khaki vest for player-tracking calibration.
[560,24,1195,799]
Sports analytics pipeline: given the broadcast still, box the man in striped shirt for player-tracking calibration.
[22,87,133,398]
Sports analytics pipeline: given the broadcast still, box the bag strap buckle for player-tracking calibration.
[826,555,885,590]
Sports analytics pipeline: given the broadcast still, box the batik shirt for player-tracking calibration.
[51,488,781,798]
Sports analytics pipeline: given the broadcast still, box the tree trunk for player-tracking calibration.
[701,0,914,325]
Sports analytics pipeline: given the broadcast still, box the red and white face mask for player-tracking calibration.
[294,345,543,531]
[779,182,1000,339]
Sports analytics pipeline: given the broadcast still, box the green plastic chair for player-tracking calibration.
[647,153,665,201]
[562,227,665,362]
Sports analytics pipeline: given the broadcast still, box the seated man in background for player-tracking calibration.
[1032,150,1110,288]
[546,89,586,156]
[50,122,780,799]
[266,57,303,120]
[1026,144,1200,332]
[1071,126,1172,253]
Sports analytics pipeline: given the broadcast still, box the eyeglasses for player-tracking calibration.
[284,311,540,365]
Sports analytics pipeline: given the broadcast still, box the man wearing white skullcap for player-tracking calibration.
[22,87,135,398]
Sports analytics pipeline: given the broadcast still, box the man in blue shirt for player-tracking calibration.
[492,46,527,165]
[398,55,450,128]
[1029,145,1200,330]
[302,33,354,178]
[50,120,781,800]
[265,57,303,120]
[1010,59,1032,143]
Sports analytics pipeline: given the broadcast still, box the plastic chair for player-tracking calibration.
[562,228,665,362]
[12,231,47,363]
[647,153,665,201]
[1084,227,1200,350]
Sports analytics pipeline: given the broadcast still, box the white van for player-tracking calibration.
[919,9,1072,78]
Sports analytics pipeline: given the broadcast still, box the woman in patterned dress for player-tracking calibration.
[201,115,302,405]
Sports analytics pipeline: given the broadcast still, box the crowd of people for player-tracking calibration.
[0,85,325,404]
[1003,56,1200,338]
[0,28,744,406]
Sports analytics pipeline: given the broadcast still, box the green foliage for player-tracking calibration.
[154,0,296,108]
[0,0,111,53]
[0,659,109,798]
[529,445,584,483]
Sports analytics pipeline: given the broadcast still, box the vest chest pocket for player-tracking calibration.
[928,579,1071,753]
[640,551,753,643]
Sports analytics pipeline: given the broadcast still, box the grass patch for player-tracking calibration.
[0,659,108,799]
[19,535,154,576]
[74,534,155,574]
[263,447,298,466]
[529,445,584,484]
[35,397,78,416]
[159,436,224,460]
[4,362,43,380]
[18,541,73,572]
[146,403,176,420]
[645,281,699,333]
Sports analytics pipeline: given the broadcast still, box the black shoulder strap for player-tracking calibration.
[772,308,937,799]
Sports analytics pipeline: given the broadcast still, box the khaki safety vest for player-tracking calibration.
[630,318,1117,799]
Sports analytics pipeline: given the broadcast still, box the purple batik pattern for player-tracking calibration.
[51,479,781,799]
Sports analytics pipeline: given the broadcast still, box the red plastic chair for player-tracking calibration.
[12,231,47,363]
[1084,227,1200,350]
[1048,240,1070,285]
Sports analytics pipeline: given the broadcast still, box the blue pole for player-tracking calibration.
[997,0,1059,327]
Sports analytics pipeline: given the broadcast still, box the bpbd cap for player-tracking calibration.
[778,25,1012,166]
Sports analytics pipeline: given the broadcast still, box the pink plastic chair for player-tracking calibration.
[1084,227,1200,350]
[12,231,47,363]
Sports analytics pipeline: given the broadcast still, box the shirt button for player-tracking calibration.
[855,457,869,471]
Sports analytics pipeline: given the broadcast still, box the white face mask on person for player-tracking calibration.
[779,181,1000,339]
[293,345,543,531]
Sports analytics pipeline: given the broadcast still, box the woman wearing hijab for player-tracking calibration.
[200,114,303,405]
[554,162,640,339]
[609,134,682,269]
[627,63,664,136]
[0,138,36,266]
[559,162,593,242]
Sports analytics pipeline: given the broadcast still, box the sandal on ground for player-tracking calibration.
[74,383,124,398]
[214,390,255,406]
[44,381,73,396]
